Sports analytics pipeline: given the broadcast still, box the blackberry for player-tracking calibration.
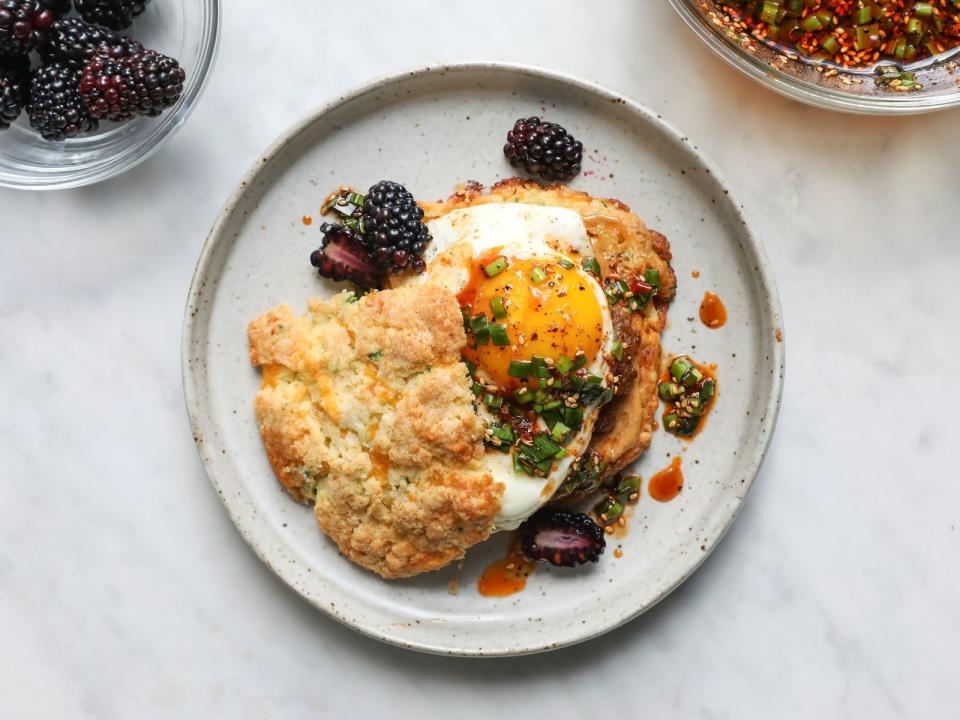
[115,48,185,117]
[0,48,29,77]
[0,0,54,55]
[504,117,583,182]
[360,181,431,274]
[0,65,26,129]
[77,42,140,120]
[310,223,382,289]
[42,17,127,64]
[519,508,605,567]
[74,0,150,30]
[37,0,70,11]
[28,61,98,139]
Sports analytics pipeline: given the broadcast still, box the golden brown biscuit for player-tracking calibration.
[248,286,503,579]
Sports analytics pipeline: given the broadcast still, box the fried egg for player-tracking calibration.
[411,203,615,530]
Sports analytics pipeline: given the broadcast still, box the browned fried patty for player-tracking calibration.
[421,179,675,483]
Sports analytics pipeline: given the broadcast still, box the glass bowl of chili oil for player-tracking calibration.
[670,0,960,114]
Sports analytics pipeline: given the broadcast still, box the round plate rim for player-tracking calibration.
[181,61,786,657]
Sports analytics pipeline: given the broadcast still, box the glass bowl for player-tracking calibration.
[669,0,960,114]
[0,0,220,190]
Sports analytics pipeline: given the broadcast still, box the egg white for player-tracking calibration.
[416,203,615,531]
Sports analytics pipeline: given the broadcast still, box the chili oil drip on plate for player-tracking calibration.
[649,456,684,503]
[302,214,313,226]
[659,355,717,438]
[699,292,727,329]
[478,538,535,597]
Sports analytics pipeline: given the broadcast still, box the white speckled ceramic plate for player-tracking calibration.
[182,63,784,656]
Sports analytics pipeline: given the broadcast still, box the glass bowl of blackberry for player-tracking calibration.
[669,0,960,114]
[0,0,219,190]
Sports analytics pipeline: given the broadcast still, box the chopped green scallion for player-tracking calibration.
[760,0,780,25]
[551,422,572,443]
[530,356,552,378]
[514,388,535,404]
[512,451,529,475]
[617,475,642,502]
[490,423,515,444]
[670,357,693,382]
[582,257,602,275]
[563,406,584,429]
[531,432,564,461]
[508,360,532,378]
[594,496,624,523]
[488,323,510,346]
[681,366,704,388]
[700,379,716,402]
[469,314,488,332]
[658,381,684,401]
[483,393,503,409]
[821,35,840,55]
[484,256,508,277]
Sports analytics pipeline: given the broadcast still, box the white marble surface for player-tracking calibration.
[2,1,958,717]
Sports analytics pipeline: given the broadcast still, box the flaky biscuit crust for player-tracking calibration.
[248,285,502,579]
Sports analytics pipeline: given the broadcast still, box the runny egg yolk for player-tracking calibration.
[460,256,605,390]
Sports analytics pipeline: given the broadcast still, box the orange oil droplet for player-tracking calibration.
[699,292,727,329]
[649,456,684,502]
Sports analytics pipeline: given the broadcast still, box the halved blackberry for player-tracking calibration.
[519,508,605,567]
[74,0,150,30]
[310,223,382,289]
[117,48,185,117]
[360,180,430,274]
[504,117,583,182]
[28,61,98,139]
[0,65,27,129]
[0,0,55,55]
[42,17,125,64]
